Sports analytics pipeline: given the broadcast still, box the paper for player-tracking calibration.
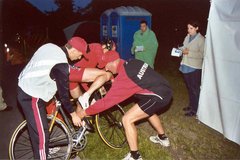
[171,48,182,57]
[135,46,144,52]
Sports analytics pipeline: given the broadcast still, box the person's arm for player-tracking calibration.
[131,32,138,54]
[85,70,112,96]
[186,37,205,59]
[144,31,158,54]
[50,63,74,113]
[152,32,159,51]
[78,70,112,109]
[181,35,189,51]
[84,71,141,116]
[50,63,82,126]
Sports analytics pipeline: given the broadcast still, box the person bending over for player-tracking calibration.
[69,39,115,109]
[78,51,172,160]
[17,37,85,160]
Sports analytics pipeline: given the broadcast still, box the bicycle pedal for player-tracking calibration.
[84,130,90,135]
[82,118,94,131]
[84,124,94,131]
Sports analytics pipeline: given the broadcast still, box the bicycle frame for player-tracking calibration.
[9,83,126,160]
[48,84,109,134]
[47,83,125,150]
[48,97,79,133]
[48,97,93,141]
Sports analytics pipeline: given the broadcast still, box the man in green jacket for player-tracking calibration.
[131,20,158,69]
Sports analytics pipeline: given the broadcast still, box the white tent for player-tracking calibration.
[198,0,240,145]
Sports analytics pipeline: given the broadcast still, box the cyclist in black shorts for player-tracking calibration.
[78,51,173,160]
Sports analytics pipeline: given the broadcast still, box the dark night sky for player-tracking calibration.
[26,0,93,13]
[2,0,210,44]
[1,0,210,66]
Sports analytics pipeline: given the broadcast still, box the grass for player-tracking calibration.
[77,56,240,160]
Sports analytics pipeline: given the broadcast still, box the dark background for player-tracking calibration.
[0,0,210,159]
[2,0,210,49]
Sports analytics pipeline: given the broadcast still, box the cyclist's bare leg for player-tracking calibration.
[122,103,149,151]
[81,68,112,95]
[72,68,112,109]
[70,68,110,99]
[148,114,165,135]
[70,85,83,99]
[69,85,84,114]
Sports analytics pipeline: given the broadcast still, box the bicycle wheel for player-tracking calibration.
[9,116,72,160]
[95,105,126,149]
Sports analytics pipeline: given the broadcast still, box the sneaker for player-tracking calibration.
[149,135,170,147]
[122,152,142,160]
[78,93,90,110]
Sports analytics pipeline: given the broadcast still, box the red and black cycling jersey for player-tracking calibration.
[85,59,172,115]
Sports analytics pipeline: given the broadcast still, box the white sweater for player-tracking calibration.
[180,33,205,69]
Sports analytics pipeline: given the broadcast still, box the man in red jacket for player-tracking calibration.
[69,39,115,109]
[78,51,173,160]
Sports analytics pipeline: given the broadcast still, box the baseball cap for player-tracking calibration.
[98,51,120,68]
[68,37,87,54]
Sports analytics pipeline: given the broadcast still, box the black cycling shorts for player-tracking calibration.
[135,94,171,116]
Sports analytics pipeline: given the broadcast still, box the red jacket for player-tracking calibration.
[74,43,104,68]
[85,59,172,115]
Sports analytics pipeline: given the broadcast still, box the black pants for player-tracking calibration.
[183,69,201,113]
[17,87,49,160]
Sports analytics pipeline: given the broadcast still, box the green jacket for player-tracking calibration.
[131,27,158,68]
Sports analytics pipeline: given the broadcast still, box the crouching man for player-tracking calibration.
[78,51,173,160]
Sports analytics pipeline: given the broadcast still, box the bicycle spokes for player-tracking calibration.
[96,105,126,149]
[9,117,72,160]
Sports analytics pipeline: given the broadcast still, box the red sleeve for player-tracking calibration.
[85,67,141,115]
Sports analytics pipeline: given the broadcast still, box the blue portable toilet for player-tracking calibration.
[109,6,152,60]
[100,8,114,42]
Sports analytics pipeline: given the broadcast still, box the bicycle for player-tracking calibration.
[9,84,127,160]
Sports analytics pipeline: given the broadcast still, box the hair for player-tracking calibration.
[188,20,200,33]
[188,20,200,30]
[140,20,148,26]
[101,37,114,51]
[65,43,73,49]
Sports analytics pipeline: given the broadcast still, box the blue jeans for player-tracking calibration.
[183,69,202,113]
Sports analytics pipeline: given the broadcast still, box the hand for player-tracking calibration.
[70,111,82,127]
[76,107,87,119]
[182,48,189,55]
